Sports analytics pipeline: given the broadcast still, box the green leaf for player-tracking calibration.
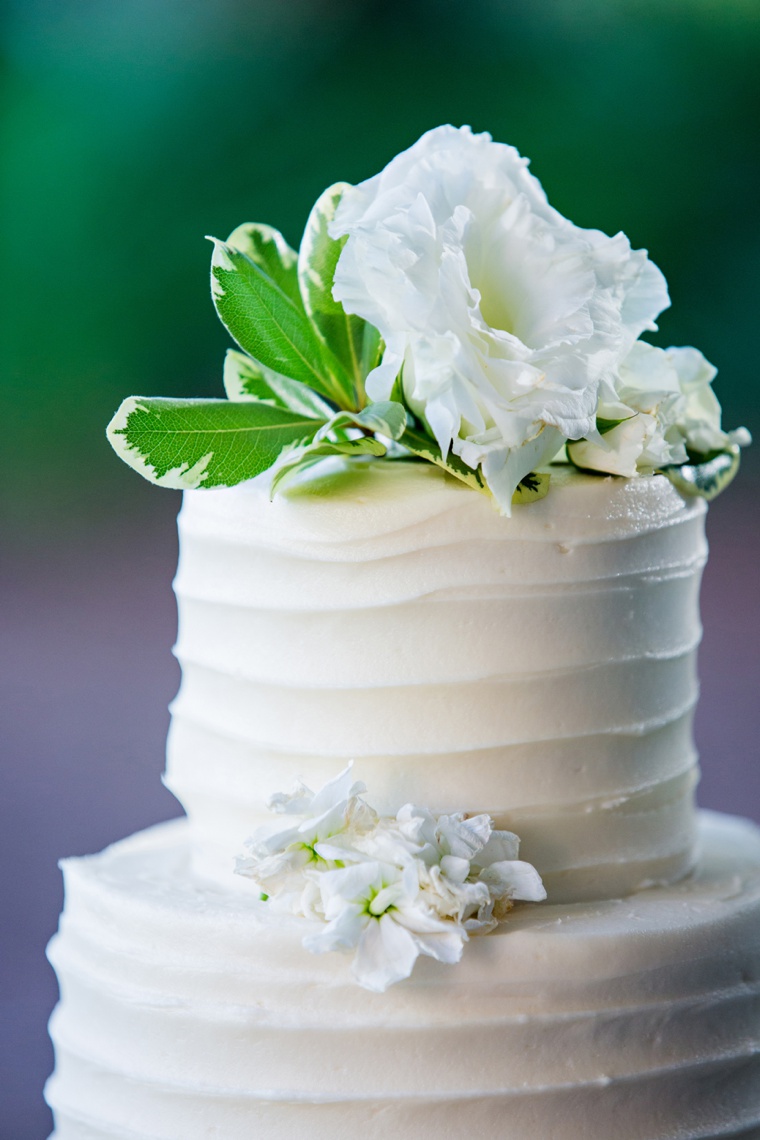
[223,349,334,419]
[329,400,407,441]
[106,396,324,489]
[399,423,549,507]
[659,446,741,502]
[597,416,633,435]
[512,471,551,504]
[270,435,387,495]
[209,238,355,407]
[298,182,366,394]
[361,323,384,378]
[400,425,488,495]
[226,223,302,309]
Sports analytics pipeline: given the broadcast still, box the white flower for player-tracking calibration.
[235,765,376,897]
[303,858,465,993]
[330,124,669,511]
[569,342,751,477]
[237,769,547,991]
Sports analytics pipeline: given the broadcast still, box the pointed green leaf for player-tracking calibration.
[223,349,334,419]
[659,446,741,502]
[106,396,324,489]
[400,425,488,495]
[270,435,387,495]
[512,471,551,504]
[226,222,302,309]
[298,182,366,392]
[209,238,355,407]
[327,401,407,441]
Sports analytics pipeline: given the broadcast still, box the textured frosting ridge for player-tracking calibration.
[166,461,707,902]
[45,813,760,1139]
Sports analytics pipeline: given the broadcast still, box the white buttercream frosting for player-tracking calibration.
[46,461,760,1139]
[46,812,760,1139]
[166,461,707,901]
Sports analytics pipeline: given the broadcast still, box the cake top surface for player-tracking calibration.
[180,459,706,552]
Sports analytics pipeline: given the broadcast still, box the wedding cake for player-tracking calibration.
[46,127,759,1138]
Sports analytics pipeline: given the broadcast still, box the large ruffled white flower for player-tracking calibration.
[330,124,670,510]
[569,342,751,477]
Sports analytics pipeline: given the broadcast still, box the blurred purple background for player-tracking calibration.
[3,477,759,1138]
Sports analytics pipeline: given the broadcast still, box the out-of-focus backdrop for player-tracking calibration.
[2,1,759,1134]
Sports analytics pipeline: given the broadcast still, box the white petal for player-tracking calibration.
[481,859,547,902]
[440,855,471,883]
[478,829,521,866]
[352,914,420,992]
[303,904,368,954]
[309,763,360,817]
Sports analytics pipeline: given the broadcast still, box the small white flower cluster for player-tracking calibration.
[236,766,546,993]
[568,341,751,477]
[330,125,749,510]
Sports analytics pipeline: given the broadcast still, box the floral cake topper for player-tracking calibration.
[236,765,546,992]
[107,125,749,513]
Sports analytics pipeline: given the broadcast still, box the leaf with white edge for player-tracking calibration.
[223,349,334,419]
[226,222,302,308]
[106,397,324,489]
[400,425,488,495]
[270,436,387,494]
[512,471,550,504]
[209,238,355,407]
[330,400,407,441]
[659,446,741,502]
[298,182,366,391]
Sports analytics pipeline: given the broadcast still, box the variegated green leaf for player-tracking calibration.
[209,238,355,407]
[106,396,324,489]
[659,446,741,501]
[512,470,551,504]
[298,182,366,393]
[223,349,334,419]
[400,424,548,506]
[329,400,407,441]
[270,435,387,494]
[226,222,302,308]
[400,425,488,495]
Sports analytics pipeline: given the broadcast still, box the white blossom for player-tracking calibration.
[329,124,669,511]
[569,342,751,477]
[235,765,376,897]
[237,767,546,991]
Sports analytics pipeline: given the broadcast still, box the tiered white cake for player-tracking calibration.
[46,461,760,1139]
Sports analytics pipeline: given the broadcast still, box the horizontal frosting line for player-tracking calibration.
[168,692,699,755]
[166,707,696,762]
[50,926,760,1026]
[49,920,760,1021]
[174,559,707,607]
[172,643,700,691]
[171,763,697,824]
[47,1019,760,1099]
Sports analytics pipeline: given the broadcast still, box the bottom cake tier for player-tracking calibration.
[46,811,760,1140]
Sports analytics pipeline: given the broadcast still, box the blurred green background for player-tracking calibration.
[4,0,759,541]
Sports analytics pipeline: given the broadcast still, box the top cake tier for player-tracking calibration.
[166,461,707,904]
